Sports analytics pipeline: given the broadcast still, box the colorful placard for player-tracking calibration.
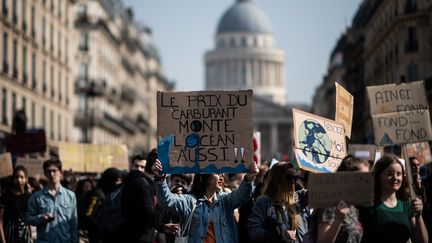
[335,82,354,138]
[59,143,128,172]
[157,90,253,174]
[293,109,347,173]
[407,142,432,165]
[367,81,432,145]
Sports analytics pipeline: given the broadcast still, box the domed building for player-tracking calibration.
[205,0,286,105]
[205,0,304,162]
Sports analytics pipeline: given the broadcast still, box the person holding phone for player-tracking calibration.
[26,159,78,243]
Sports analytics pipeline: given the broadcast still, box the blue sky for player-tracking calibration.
[123,0,362,105]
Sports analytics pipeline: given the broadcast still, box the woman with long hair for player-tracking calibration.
[0,165,32,243]
[248,161,309,242]
[152,159,258,243]
[359,154,428,243]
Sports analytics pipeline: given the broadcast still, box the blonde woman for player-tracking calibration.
[248,162,308,242]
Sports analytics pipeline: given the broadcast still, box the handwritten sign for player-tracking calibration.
[407,142,432,165]
[157,90,253,174]
[335,82,354,138]
[0,153,13,178]
[15,157,46,177]
[293,109,346,173]
[59,143,128,172]
[308,172,374,208]
[367,81,432,145]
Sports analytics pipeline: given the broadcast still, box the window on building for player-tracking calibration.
[50,0,54,13]
[50,24,53,52]
[405,0,417,13]
[12,92,16,114]
[22,46,27,83]
[79,32,88,51]
[31,5,35,38]
[405,27,418,52]
[407,63,418,81]
[2,88,7,125]
[80,63,88,80]
[58,31,61,58]
[2,0,7,17]
[230,38,236,47]
[58,0,61,18]
[42,17,46,47]
[58,71,62,101]
[65,2,69,24]
[58,113,61,140]
[241,37,247,47]
[50,66,54,98]
[22,0,27,32]
[78,4,87,16]
[21,97,26,111]
[42,60,46,93]
[50,110,54,140]
[65,78,69,104]
[242,61,247,85]
[3,32,8,73]
[12,39,17,79]
[31,53,36,88]
[12,0,16,25]
[42,106,46,129]
[65,39,68,64]
[31,101,35,127]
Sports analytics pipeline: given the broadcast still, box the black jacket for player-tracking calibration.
[121,170,157,243]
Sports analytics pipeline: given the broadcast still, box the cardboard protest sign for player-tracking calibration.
[293,109,347,173]
[348,144,377,161]
[335,82,354,138]
[15,157,46,177]
[407,142,432,165]
[308,172,374,208]
[157,90,253,174]
[367,81,432,146]
[0,153,13,178]
[59,143,128,172]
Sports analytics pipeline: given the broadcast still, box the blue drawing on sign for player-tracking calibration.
[298,120,331,164]
[379,133,393,145]
[295,150,332,173]
[186,133,200,148]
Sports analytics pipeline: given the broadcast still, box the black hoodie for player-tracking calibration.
[121,170,157,243]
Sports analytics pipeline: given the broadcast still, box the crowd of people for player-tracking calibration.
[0,149,431,243]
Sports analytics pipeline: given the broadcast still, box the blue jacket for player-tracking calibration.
[26,186,78,243]
[154,179,253,243]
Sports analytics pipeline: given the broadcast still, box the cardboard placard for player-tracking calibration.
[293,109,347,173]
[157,90,253,174]
[407,142,432,165]
[308,172,374,208]
[59,143,128,172]
[348,144,377,161]
[0,153,13,178]
[367,81,432,145]
[15,157,47,177]
[335,82,354,138]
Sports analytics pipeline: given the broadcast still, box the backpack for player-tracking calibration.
[93,185,125,234]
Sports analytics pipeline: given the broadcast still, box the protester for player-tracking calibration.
[359,154,429,243]
[409,157,427,203]
[80,168,123,243]
[26,159,78,243]
[152,159,258,243]
[313,156,370,243]
[248,161,309,243]
[121,150,159,243]
[0,165,32,243]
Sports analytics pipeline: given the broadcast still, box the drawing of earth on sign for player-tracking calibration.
[298,119,331,164]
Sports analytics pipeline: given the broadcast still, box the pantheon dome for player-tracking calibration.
[205,0,286,105]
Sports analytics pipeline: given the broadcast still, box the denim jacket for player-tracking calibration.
[154,179,253,243]
[26,186,78,243]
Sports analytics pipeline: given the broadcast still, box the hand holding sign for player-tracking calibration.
[244,162,259,182]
